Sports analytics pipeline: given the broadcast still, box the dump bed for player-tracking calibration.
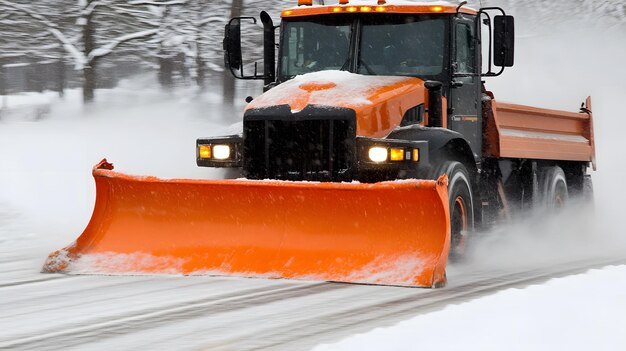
[483,96,596,169]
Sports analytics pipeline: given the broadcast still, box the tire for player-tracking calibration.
[433,161,474,260]
[582,174,594,203]
[540,166,568,209]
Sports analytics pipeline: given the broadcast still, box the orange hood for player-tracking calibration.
[245,71,426,138]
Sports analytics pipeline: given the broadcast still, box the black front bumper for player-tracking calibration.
[197,105,429,182]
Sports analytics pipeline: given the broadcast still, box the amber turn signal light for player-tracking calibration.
[199,145,211,159]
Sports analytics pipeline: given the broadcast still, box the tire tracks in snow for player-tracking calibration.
[2,274,235,318]
[200,257,626,350]
[0,275,71,288]
[2,257,624,350]
[0,281,348,350]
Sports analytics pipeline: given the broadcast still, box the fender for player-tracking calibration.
[386,125,478,176]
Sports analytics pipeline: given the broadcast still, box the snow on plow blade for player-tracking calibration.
[43,160,450,287]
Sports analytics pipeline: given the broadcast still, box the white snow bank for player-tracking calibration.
[313,264,626,351]
[0,91,59,108]
[0,77,245,249]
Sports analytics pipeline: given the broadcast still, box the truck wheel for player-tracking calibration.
[434,161,474,260]
[540,166,568,209]
[582,174,594,202]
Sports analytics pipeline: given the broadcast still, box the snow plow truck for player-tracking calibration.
[43,1,596,288]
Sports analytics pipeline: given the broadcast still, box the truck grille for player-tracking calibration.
[244,118,356,181]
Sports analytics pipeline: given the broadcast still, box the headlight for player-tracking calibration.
[368,147,388,162]
[358,137,428,170]
[196,135,242,168]
[212,145,231,160]
[368,147,410,162]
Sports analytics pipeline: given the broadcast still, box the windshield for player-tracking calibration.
[280,17,352,77]
[279,15,447,79]
[359,16,445,76]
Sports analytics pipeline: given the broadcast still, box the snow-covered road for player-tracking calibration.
[2,235,625,351]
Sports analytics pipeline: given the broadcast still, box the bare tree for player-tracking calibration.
[0,0,173,103]
[145,1,231,89]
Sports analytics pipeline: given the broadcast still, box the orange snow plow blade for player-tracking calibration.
[43,160,450,287]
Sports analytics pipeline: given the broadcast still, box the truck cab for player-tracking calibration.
[199,2,514,184]
[278,7,484,155]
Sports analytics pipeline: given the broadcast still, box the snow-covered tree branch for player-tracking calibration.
[0,0,177,102]
[87,29,159,61]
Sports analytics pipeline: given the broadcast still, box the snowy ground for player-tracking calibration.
[315,265,626,351]
[0,77,250,254]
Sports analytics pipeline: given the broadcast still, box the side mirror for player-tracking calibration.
[223,14,276,85]
[224,19,243,71]
[493,15,514,67]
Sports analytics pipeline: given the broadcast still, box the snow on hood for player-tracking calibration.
[246,71,425,137]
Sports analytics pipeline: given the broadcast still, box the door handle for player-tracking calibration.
[451,80,464,88]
